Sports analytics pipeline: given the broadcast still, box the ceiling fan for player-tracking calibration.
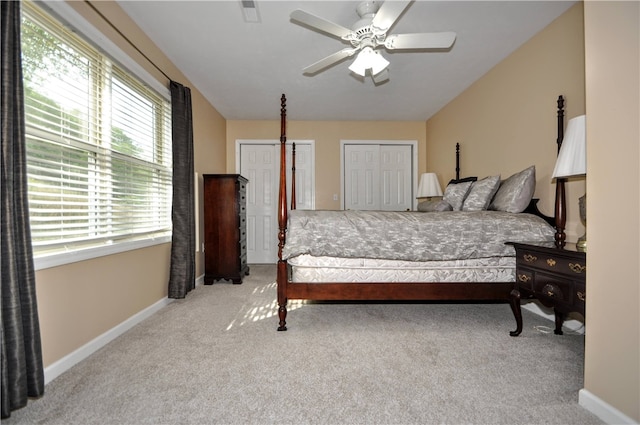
[290,0,456,83]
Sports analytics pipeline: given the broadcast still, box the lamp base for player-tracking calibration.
[577,194,586,252]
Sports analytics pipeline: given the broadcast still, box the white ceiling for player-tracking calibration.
[116,0,576,121]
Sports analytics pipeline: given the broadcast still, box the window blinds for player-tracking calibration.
[22,2,172,257]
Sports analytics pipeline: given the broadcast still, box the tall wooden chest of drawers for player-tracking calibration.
[203,174,249,284]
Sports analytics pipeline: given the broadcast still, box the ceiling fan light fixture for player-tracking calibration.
[348,47,389,77]
[291,1,456,82]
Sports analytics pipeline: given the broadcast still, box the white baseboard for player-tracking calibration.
[45,276,206,384]
[579,389,639,424]
[44,296,173,384]
[524,305,636,424]
[521,300,585,334]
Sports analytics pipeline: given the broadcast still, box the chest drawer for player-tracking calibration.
[517,249,586,278]
[574,281,586,310]
[515,268,534,291]
[532,272,575,307]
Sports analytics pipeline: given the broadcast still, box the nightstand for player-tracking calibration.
[507,242,586,337]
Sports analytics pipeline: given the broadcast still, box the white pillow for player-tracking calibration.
[489,166,536,213]
[442,181,473,211]
[462,175,501,211]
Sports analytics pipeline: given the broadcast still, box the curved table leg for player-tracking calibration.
[554,309,565,335]
[509,288,523,337]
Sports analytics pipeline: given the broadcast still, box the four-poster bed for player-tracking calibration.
[276,94,568,335]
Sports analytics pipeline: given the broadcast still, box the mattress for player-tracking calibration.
[288,254,516,283]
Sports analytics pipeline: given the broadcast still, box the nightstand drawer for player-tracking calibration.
[515,268,534,291]
[555,258,586,277]
[533,272,574,307]
[518,249,586,278]
[574,283,586,312]
[517,249,546,269]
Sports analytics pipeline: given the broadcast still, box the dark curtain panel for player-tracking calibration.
[168,81,195,298]
[1,0,45,418]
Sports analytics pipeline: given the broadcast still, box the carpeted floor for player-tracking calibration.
[6,264,603,425]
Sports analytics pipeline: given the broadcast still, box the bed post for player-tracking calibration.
[554,95,567,247]
[455,142,460,181]
[277,94,288,331]
[291,142,296,210]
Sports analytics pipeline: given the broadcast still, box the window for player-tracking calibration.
[21,2,172,268]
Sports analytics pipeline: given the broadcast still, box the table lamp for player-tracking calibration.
[416,173,443,200]
[552,115,586,251]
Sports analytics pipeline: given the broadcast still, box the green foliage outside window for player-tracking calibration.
[22,1,172,256]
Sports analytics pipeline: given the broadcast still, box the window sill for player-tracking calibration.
[34,235,172,271]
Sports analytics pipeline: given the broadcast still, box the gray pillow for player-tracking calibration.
[417,200,453,212]
[489,166,536,213]
[462,175,501,211]
[443,181,473,211]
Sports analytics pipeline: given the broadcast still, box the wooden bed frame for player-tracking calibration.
[276,94,567,335]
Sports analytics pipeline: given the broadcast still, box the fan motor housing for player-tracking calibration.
[350,1,385,47]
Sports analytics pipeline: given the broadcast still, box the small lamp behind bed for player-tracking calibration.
[416,173,443,200]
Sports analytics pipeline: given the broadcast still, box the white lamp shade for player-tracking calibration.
[416,173,443,198]
[552,115,586,178]
[348,47,389,77]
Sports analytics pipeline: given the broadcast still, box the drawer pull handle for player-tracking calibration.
[569,263,586,274]
[541,284,563,301]
[523,254,537,262]
[518,274,531,283]
[577,291,586,301]
[546,258,556,267]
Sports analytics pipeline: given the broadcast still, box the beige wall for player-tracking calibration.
[583,1,640,421]
[226,121,427,210]
[36,1,226,367]
[36,4,640,422]
[37,245,170,364]
[426,2,640,421]
[426,3,586,242]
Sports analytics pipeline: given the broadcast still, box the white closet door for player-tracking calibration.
[344,144,380,210]
[343,143,412,211]
[239,141,314,263]
[380,145,412,211]
[241,144,278,264]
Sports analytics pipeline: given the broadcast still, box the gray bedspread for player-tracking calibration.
[282,210,555,262]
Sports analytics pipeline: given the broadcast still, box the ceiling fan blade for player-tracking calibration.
[290,10,353,39]
[384,32,457,50]
[371,0,411,33]
[303,48,358,75]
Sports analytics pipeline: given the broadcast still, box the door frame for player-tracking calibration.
[340,140,418,210]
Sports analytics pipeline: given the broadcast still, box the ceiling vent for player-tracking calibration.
[241,0,260,23]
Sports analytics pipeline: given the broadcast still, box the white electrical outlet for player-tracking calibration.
[333,194,338,201]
